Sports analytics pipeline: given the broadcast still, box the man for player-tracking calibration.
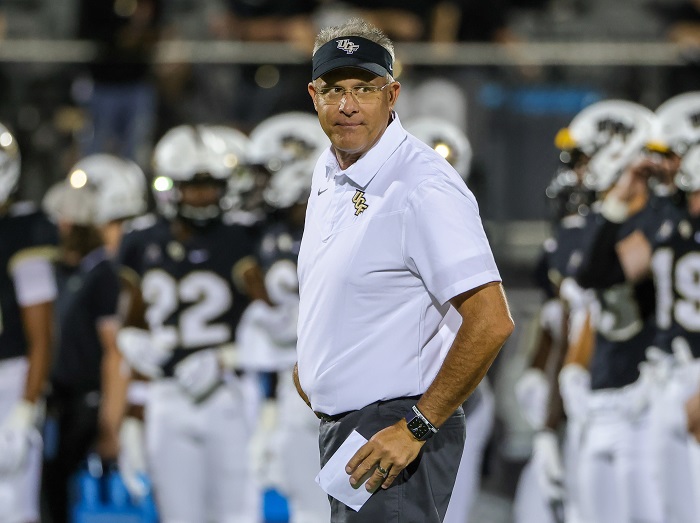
[294,18,513,522]
[0,123,57,523]
[236,112,330,523]
[40,156,147,523]
[116,124,265,523]
[405,116,496,523]
[570,94,700,523]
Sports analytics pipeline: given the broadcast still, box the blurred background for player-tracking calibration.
[2,0,699,520]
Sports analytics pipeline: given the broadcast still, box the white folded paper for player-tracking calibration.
[315,430,372,511]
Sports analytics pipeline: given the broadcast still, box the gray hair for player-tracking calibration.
[313,18,395,62]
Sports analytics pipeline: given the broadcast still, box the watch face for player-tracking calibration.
[407,416,431,440]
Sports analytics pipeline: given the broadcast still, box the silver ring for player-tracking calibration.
[377,465,389,476]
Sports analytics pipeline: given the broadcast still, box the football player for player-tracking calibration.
[570,92,700,523]
[40,155,147,523]
[236,112,331,523]
[0,123,57,523]
[513,127,596,523]
[405,116,496,523]
[649,144,700,521]
[562,100,667,523]
[116,124,266,523]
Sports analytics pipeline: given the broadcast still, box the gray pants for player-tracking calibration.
[319,397,466,523]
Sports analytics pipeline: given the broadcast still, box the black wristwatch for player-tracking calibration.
[405,405,439,441]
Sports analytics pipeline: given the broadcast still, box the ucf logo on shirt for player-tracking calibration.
[352,190,368,216]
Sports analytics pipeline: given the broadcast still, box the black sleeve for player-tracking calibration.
[91,262,121,319]
[575,217,627,289]
[117,230,143,278]
[533,248,555,299]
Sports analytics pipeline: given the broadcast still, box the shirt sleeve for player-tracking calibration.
[91,262,121,320]
[11,256,57,307]
[402,177,501,305]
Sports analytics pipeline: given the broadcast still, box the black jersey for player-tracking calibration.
[52,248,120,392]
[257,219,303,271]
[118,217,257,375]
[534,214,589,297]
[639,194,684,244]
[576,208,658,390]
[651,213,700,357]
[0,202,58,361]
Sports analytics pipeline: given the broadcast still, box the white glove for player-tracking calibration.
[657,338,700,437]
[532,429,566,504]
[644,346,675,385]
[0,400,39,476]
[672,337,699,389]
[173,349,224,402]
[514,368,550,430]
[118,417,149,502]
[559,363,591,423]
[117,327,173,379]
[249,399,282,490]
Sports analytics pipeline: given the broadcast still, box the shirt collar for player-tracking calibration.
[324,112,407,189]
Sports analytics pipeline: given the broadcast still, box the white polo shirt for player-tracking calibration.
[296,114,501,415]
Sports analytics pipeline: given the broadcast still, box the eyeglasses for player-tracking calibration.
[315,82,392,104]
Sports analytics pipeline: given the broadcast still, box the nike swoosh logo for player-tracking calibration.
[318,187,328,196]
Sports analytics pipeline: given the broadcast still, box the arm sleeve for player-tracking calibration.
[575,217,626,289]
[402,178,501,305]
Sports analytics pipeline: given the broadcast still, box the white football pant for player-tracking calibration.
[688,439,700,518]
[274,370,329,523]
[0,357,41,523]
[649,359,700,523]
[513,367,588,523]
[577,385,663,523]
[145,378,260,523]
[443,379,495,523]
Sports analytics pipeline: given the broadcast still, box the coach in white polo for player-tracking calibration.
[294,18,514,523]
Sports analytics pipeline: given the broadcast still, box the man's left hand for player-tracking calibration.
[345,420,425,492]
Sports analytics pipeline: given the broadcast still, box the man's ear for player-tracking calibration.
[308,82,318,112]
[388,82,401,110]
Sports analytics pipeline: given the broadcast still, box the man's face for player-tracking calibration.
[638,149,681,187]
[308,67,400,167]
[179,180,225,207]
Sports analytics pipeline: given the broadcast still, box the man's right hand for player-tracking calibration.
[292,363,312,410]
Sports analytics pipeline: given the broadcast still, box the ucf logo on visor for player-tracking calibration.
[337,39,360,54]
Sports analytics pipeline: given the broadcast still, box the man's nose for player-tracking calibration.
[338,91,359,114]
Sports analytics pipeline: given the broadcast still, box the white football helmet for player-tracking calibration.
[649,92,700,156]
[555,100,655,191]
[153,125,235,181]
[246,112,329,209]
[152,125,240,225]
[42,180,99,226]
[0,124,20,207]
[68,154,147,224]
[675,144,700,192]
[405,117,472,181]
[204,125,252,212]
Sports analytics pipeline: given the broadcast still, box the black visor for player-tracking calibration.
[312,36,393,80]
